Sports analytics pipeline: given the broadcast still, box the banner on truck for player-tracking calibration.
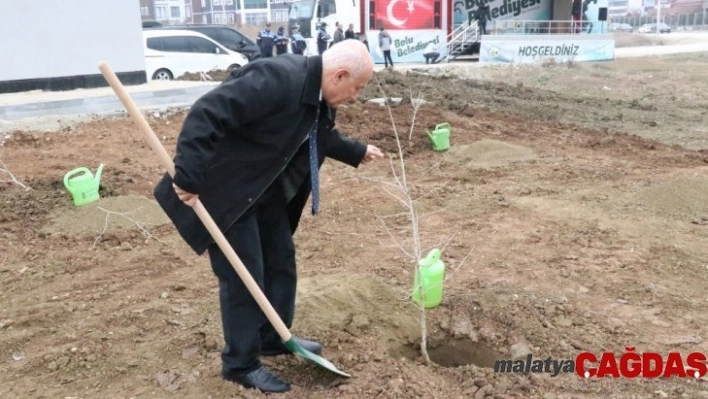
[480,35,614,63]
[367,29,447,63]
[453,0,553,27]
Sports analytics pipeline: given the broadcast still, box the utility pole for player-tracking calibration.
[656,0,661,29]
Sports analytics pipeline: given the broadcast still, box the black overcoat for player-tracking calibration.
[153,55,367,255]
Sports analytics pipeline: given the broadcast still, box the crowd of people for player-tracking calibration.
[255,20,443,65]
[256,21,360,58]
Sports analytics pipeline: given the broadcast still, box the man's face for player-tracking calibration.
[322,68,373,108]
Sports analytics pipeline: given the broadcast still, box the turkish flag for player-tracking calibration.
[375,0,436,30]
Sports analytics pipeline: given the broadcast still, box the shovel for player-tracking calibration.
[97,62,350,378]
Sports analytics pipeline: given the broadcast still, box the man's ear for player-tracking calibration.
[334,69,350,83]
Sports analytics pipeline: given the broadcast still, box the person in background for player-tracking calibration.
[332,22,345,46]
[316,22,331,54]
[345,23,355,39]
[290,27,307,55]
[476,3,489,35]
[256,22,277,58]
[422,42,441,64]
[154,40,383,394]
[274,26,289,55]
[378,27,393,68]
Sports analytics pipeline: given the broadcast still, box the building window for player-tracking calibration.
[141,6,150,16]
[186,6,191,18]
[214,0,221,5]
[156,6,168,19]
[228,13,235,23]
[245,1,267,8]
[227,0,234,4]
[171,6,180,18]
[245,12,267,24]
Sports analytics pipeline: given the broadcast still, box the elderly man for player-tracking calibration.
[153,40,383,393]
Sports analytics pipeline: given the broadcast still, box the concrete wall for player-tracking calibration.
[0,0,146,93]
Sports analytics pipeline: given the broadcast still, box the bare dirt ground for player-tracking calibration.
[2,52,708,399]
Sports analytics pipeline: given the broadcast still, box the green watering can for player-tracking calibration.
[63,164,104,207]
[412,248,446,309]
[426,122,451,152]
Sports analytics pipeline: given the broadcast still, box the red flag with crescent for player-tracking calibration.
[375,0,436,30]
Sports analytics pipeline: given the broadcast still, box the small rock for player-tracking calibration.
[160,292,169,299]
[474,378,488,387]
[554,316,573,327]
[654,390,668,398]
[181,345,199,359]
[351,314,370,329]
[172,284,187,291]
[474,385,491,399]
[386,378,403,390]
[0,319,13,329]
[510,343,532,360]
[543,394,557,399]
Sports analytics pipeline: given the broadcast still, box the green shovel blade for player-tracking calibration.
[282,338,351,378]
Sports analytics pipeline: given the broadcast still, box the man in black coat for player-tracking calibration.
[153,40,383,393]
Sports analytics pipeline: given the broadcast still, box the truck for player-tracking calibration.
[287,0,365,55]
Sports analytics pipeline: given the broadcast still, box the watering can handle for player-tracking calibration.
[426,248,442,263]
[63,167,91,189]
[97,62,293,343]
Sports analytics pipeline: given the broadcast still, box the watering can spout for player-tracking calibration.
[94,164,104,185]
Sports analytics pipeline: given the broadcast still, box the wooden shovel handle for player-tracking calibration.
[97,62,292,342]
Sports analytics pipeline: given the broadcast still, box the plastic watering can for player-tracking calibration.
[426,123,451,152]
[412,248,446,309]
[63,164,104,207]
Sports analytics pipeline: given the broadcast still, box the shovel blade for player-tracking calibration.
[282,338,351,378]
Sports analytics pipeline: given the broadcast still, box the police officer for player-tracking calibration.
[290,27,306,55]
[274,26,289,55]
[256,22,277,58]
[316,22,331,55]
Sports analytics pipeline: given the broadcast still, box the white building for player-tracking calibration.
[0,0,145,93]
[154,0,187,23]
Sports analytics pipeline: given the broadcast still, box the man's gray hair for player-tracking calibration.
[322,40,373,79]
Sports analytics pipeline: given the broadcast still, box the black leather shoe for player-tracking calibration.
[261,337,323,356]
[223,366,290,393]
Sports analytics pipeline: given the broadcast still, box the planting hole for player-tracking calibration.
[390,338,502,368]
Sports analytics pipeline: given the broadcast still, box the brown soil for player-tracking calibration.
[2,55,708,399]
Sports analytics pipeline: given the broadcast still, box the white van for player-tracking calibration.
[142,29,249,80]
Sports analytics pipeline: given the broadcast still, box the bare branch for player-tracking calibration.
[408,89,424,141]
[0,158,31,191]
[93,206,166,249]
[377,215,415,260]
[357,175,404,191]
[451,244,477,273]
[412,182,449,203]
[381,185,408,208]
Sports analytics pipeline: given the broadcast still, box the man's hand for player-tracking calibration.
[173,183,199,207]
[361,145,384,165]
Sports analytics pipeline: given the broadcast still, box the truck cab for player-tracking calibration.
[288,0,362,55]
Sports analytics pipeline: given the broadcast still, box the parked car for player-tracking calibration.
[142,29,249,81]
[148,24,261,61]
[610,23,633,32]
[142,20,163,28]
[638,23,671,33]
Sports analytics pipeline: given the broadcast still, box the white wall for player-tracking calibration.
[0,0,145,81]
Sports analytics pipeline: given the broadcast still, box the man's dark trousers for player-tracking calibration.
[207,182,296,375]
